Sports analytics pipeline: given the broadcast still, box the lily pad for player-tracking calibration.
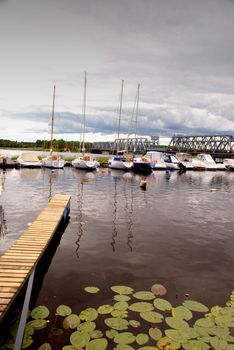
[113,302,129,311]
[182,300,209,313]
[195,318,215,328]
[24,324,35,336]
[135,333,149,345]
[84,287,100,294]
[111,310,128,318]
[78,321,96,333]
[151,284,167,296]
[111,286,134,295]
[98,305,114,315]
[114,295,131,302]
[132,291,155,301]
[138,347,159,350]
[210,337,228,350]
[172,306,193,320]
[63,347,83,350]
[91,330,104,339]
[128,302,154,313]
[70,331,90,347]
[114,332,135,344]
[105,329,119,339]
[27,319,48,330]
[22,336,33,349]
[86,338,108,350]
[114,345,134,350]
[104,317,129,331]
[31,306,50,320]
[129,320,141,328]
[80,308,98,322]
[38,344,52,350]
[183,340,209,350]
[165,317,189,329]
[56,305,72,317]
[63,314,80,329]
[140,311,164,323]
[153,298,172,311]
[165,329,190,343]
[148,327,162,341]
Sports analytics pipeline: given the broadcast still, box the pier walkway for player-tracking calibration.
[0,194,71,322]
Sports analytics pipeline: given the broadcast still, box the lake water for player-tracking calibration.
[0,167,234,345]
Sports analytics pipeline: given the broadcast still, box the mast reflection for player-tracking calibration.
[0,171,7,240]
[75,180,84,258]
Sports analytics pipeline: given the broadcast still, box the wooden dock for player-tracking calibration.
[0,194,71,322]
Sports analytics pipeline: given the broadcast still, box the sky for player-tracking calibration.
[0,0,234,144]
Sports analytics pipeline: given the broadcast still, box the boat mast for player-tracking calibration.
[50,85,56,155]
[134,83,140,153]
[116,79,124,153]
[81,72,87,154]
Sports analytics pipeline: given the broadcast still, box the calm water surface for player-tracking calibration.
[0,167,234,335]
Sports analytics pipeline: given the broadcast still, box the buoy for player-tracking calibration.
[140,179,147,189]
[101,169,106,174]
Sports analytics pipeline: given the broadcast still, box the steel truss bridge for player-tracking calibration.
[168,135,234,157]
[92,136,159,153]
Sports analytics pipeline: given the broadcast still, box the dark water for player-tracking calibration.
[0,167,234,338]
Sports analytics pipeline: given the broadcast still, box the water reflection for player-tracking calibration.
[0,171,8,240]
[123,179,134,252]
[75,181,84,258]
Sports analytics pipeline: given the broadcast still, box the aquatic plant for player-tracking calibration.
[1,286,234,350]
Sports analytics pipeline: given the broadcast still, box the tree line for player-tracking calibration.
[0,139,93,152]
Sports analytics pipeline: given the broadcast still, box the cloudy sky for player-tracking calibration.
[0,0,234,143]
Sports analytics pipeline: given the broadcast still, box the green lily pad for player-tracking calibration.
[114,295,131,302]
[114,332,135,344]
[153,298,172,311]
[148,327,162,341]
[104,317,129,331]
[38,343,52,350]
[138,347,160,350]
[165,329,190,343]
[132,291,155,301]
[172,306,193,320]
[78,321,96,333]
[56,305,72,317]
[63,347,83,350]
[31,306,50,320]
[63,314,80,329]
[210,336,228,350]
[98,305,114,315]
[140,311,164,323]
[111,286,134,295]
[27,319,48,330]
[165,317,189,329]
[105,329,119,339]
[151,284,167,296]
[70,331,90,347]
[129,320,141,328]
[84,287,100,294]
[128,302,154,313]
[86,338,108,350]
[22,336,33,349]
[183,340,210,350]
[24,324,34,336]
[111,310,128,318]
[215,314,233,327]
[48,327,63,336]
[114,345,135,350]
[182,300,209,313]
[136,333,149,345]
[90,330,104,339]
[80,308,98,322]
[114,302,129,311]
[195,318,215,328]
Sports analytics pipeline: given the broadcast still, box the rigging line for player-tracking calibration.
[50,85,56,154]
[82,72,87,154]
[116,80,124,152]
[127,86,138,140]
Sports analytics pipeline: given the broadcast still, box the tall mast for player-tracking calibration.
[134,83,140,152]
[81,72,87,154]
[50,85,56,154]
[116,79,124,153]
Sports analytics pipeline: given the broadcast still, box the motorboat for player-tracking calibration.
[72,154,99,170]
[132,156,152,174]
[17,153,42,168]
[223,158,234,171]
[195,153,220,171]
[0,155,20,169]
[145,151,167,170]
[175,153,194,170]
[162,153,179,170]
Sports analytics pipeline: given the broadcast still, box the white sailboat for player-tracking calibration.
[72,72,99,170]
[42,85,65,169]
[108,80,133,170]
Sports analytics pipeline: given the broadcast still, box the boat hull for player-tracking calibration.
[108,158,133,170]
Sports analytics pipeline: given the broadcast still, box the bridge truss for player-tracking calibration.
[93,136,159,153]
[169,135,234,155]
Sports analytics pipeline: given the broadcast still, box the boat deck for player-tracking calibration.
[0,194,71,322]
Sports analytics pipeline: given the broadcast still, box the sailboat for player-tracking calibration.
[108,80,133,170]
[72,72,99,170]
[42,85,65,169]
[131,84,152,174]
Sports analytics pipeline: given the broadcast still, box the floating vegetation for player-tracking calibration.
[1,284,234,350]
[85,287,100,294]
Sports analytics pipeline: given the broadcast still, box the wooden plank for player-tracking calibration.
[0,292,15,298]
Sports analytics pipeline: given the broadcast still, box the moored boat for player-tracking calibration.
[223,158,234,171]
[132,156,152,174]
[145,151,167,170]
[162,153,179,170]
[175,152,194,170]
[72,154,99,170]
[17,152,42,168]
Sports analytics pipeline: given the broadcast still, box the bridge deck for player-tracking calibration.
[0,194,71,321]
